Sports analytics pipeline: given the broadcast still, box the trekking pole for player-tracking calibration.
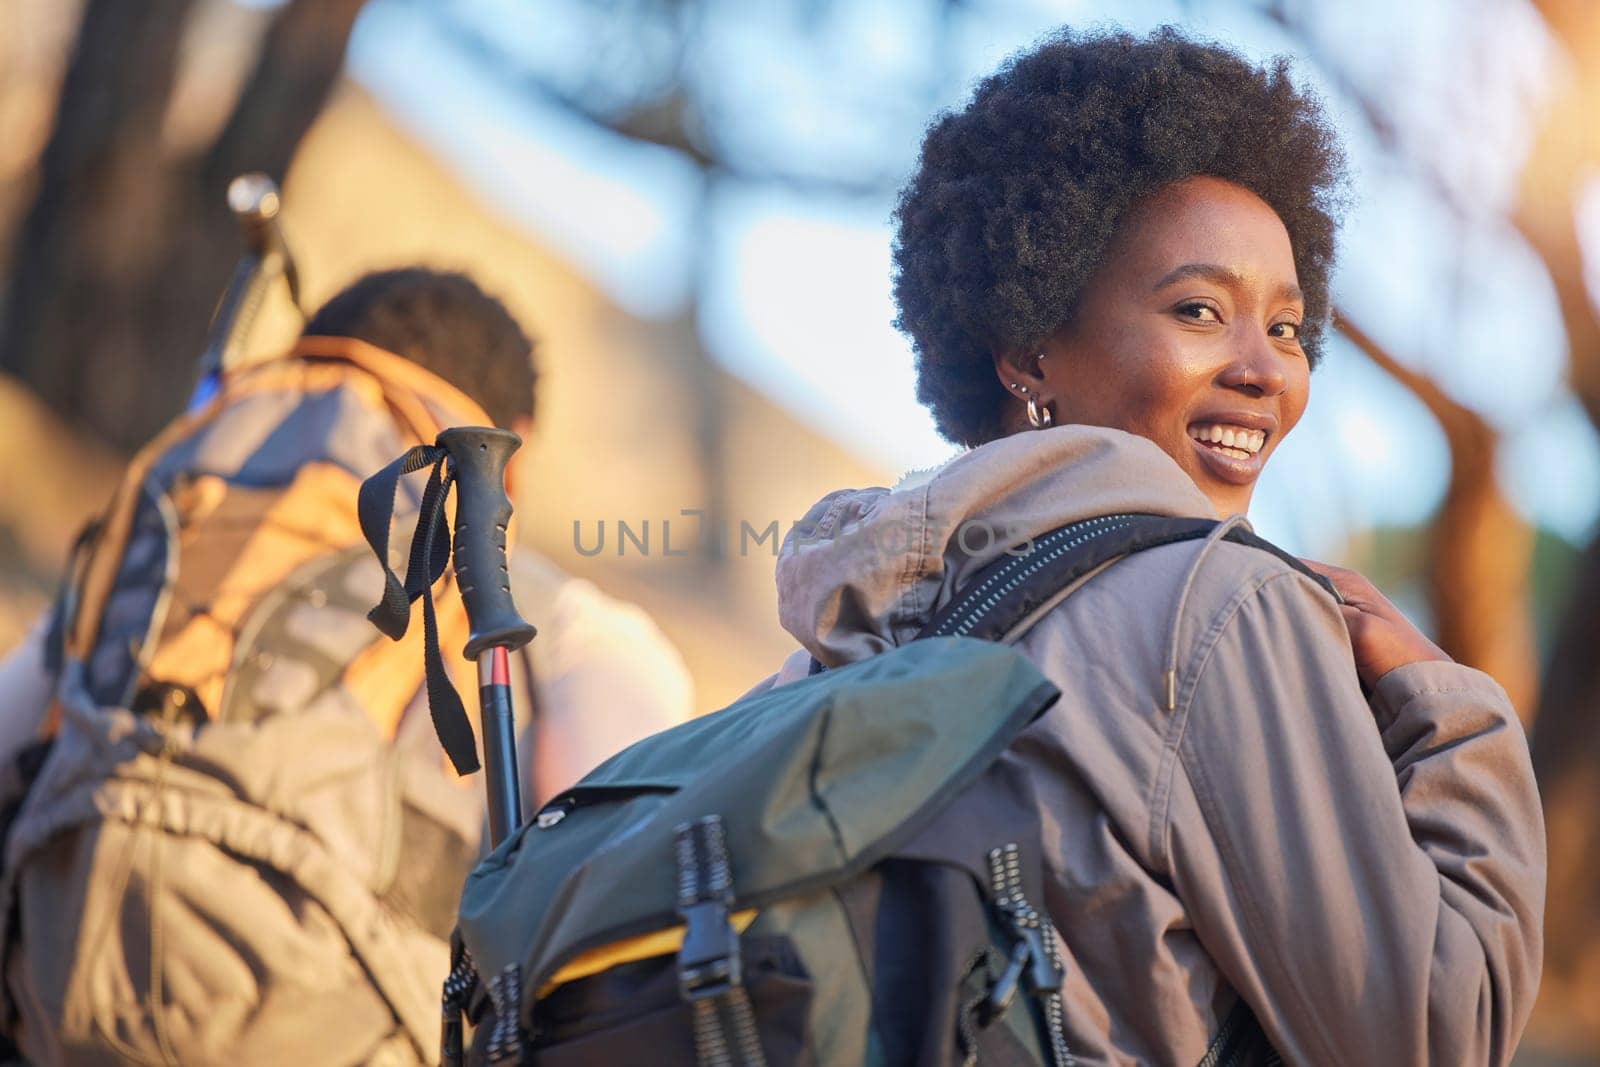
[190,172,304,409]
[359,426,537,846]
[436,427,537,845]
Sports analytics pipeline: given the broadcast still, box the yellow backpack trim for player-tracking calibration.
[537,909,759,999]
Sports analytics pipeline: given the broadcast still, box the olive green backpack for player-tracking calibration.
[449,515,1304,1066]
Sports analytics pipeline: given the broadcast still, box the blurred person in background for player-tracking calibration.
[755,26,1543,1065]
[0,266,694,808]
[0,267,692,1063]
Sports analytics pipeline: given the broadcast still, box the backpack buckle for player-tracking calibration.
[677,898,743,1001]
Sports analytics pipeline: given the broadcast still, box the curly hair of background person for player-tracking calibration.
[892,26,1350,447]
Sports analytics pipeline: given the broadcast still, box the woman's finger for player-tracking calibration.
[1300,557,1381,603]
[1338,604,1372,631]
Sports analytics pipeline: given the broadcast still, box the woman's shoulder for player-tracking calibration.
[1039,530,1352,702]
[1094,531,1339,625]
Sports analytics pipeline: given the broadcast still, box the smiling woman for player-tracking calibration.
[755,24,1546,1067]
[999,175,1311,518]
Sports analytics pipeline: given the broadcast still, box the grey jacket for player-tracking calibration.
[758,424,1544,1066]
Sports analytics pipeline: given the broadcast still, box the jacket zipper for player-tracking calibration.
[1197,997,1277,1067]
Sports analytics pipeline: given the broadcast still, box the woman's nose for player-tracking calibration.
[1218,331,1288,397]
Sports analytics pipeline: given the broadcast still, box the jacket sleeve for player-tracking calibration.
[1164,570,1544,1066]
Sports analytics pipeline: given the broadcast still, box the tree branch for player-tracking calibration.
[1335,309,1538,719]
[427,7,906,200]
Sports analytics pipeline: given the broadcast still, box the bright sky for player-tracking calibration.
[345,0,1600,559]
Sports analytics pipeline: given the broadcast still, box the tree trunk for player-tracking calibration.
[0,0,368,451]
[1518,0,1600,1050]
[0,0,195,447]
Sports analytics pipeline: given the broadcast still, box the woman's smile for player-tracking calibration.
[1187,420,1270,483]
[1185,408,1279,484]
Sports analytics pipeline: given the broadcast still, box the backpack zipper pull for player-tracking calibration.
[981,937,1032,1024]
[986,843,1074,1067]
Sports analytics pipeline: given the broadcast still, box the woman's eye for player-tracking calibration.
[1269,320,1301,339]
[1176,302,1220,323]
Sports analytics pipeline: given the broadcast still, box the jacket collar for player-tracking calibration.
[775,424,1227,667]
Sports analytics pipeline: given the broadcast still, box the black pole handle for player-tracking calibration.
[436,427,537,660]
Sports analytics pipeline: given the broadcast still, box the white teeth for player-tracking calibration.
[1189,423,1266,455]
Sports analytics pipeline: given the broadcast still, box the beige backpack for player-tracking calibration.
[0,338,499,1065]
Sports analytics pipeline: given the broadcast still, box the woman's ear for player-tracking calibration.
[990,346,1049,399]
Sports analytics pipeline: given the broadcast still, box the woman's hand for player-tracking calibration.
[1297,559,1451,689]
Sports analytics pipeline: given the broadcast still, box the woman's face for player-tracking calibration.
[997,175,1310,518]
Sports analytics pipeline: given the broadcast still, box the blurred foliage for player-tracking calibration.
[1351,523,1580,658]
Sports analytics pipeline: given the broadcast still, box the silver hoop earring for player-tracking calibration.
[1027,396,1053,429]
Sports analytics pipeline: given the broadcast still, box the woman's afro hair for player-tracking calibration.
[892,26,1349,446]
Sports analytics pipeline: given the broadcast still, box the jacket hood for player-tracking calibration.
[776,424,1223,667]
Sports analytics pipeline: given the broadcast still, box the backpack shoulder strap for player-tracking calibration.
[915,513,1337,644]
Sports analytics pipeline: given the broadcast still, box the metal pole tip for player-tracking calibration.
[227,173,280,221]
